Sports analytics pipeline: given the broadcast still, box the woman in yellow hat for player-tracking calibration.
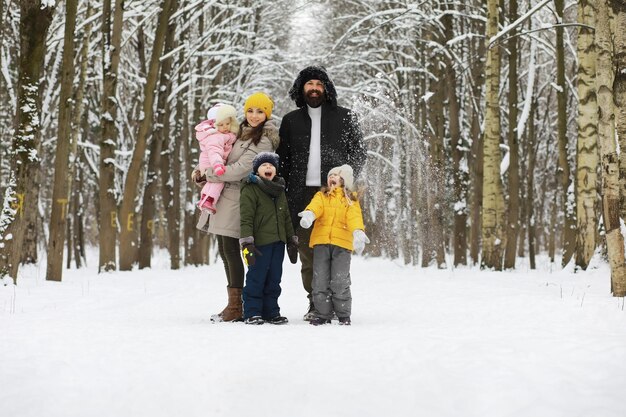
[193,92,279,322]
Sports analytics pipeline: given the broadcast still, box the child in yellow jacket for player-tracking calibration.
[298,164,369,326]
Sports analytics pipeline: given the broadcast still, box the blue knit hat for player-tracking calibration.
[252,152,279,174]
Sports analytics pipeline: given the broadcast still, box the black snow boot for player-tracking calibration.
[266,316,289,325]
[309,317,331,326]
[338,317,351,326]
[244,316,265,325]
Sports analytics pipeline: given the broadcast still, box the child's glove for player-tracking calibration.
[352,230,370,255]
[213,163,225,176]
[298,210,316,229]
[287,236,298,264]
[241,243,262,266]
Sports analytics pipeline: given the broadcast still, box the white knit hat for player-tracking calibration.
[206,103,238,134]
[328,164,354,191]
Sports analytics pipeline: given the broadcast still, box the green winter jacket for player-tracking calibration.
[240,175,295,246]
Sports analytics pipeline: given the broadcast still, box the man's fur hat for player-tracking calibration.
[288,66,337,108]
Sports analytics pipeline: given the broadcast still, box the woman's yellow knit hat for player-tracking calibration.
[244,92,273,119]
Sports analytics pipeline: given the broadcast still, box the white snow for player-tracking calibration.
[551,82,564,93]
[1,252,624,417]
[41,0,56,9]
[517,39,537,141]
[489,0,552,47]
[500,149,510,175]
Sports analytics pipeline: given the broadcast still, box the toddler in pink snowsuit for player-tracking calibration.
[195,103,239,213]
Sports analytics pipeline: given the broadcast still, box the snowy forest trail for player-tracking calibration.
[1,255,624,417]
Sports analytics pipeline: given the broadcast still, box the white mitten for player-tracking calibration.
[352,229,370,255]
[298,210,316,229]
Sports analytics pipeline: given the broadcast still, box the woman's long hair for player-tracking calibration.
[238,120,266,146]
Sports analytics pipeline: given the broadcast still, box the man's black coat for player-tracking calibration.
[277,102,366,229]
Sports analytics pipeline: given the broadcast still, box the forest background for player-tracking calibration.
[0,0,624,293]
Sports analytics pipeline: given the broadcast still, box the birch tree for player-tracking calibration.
[614,0,626,224]
[481,0,506,270]
[575,0,598,270]
[596,0,626,295]
[610,0,626,293]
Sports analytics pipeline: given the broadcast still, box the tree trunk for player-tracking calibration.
[575,0,599,270]
[399,124,412,265]
[161,8,186,270]
[425,29,446,268]
[118,0,175,271]
[409,132,420,265]
[47,0,78,281]
[138,6,178,269]
[527,100,538,270]
[444,7,467,267]
[157,1,180,269]
[68,2,93,270]
[604,0,626,295]
[614,1,626,224]
[469,19,486,266]
[98,0,125,272]
[0,0,55,283]
[481,0,506,270]
[186,10,211,266]
[548,190,557,263]
[183,105,197,266]
[72,167,85,269]
[137,133,162,269]
[20,173,39,265]
[555,0,576,267]
[504,0,520,269]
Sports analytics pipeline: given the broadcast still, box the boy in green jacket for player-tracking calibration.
[239,152,298,325]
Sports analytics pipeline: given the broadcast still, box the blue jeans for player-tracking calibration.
[242,242,285,319]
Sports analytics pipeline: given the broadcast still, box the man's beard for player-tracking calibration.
[304,89,325,107]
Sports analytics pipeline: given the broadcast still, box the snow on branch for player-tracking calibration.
[488,0,552,48]
[41,0,56,9]
[517,39,537,141]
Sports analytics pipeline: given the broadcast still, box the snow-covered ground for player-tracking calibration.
[1,252,624,417]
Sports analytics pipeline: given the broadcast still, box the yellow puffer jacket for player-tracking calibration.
[305,187,365,251]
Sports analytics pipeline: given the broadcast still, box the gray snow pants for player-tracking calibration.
[312,244,352,320]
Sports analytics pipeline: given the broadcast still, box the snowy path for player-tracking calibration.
[1,256,624,417]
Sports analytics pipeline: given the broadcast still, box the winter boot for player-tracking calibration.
[265,316,289,325]
[303,301,316,321]
[338,317,351,326]
[221,287,243,322]
[309,317,331,326]
[210,286,232,322]
[244,316,265,325]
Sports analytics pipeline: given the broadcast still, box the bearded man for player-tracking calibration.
[277,66,367,321]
